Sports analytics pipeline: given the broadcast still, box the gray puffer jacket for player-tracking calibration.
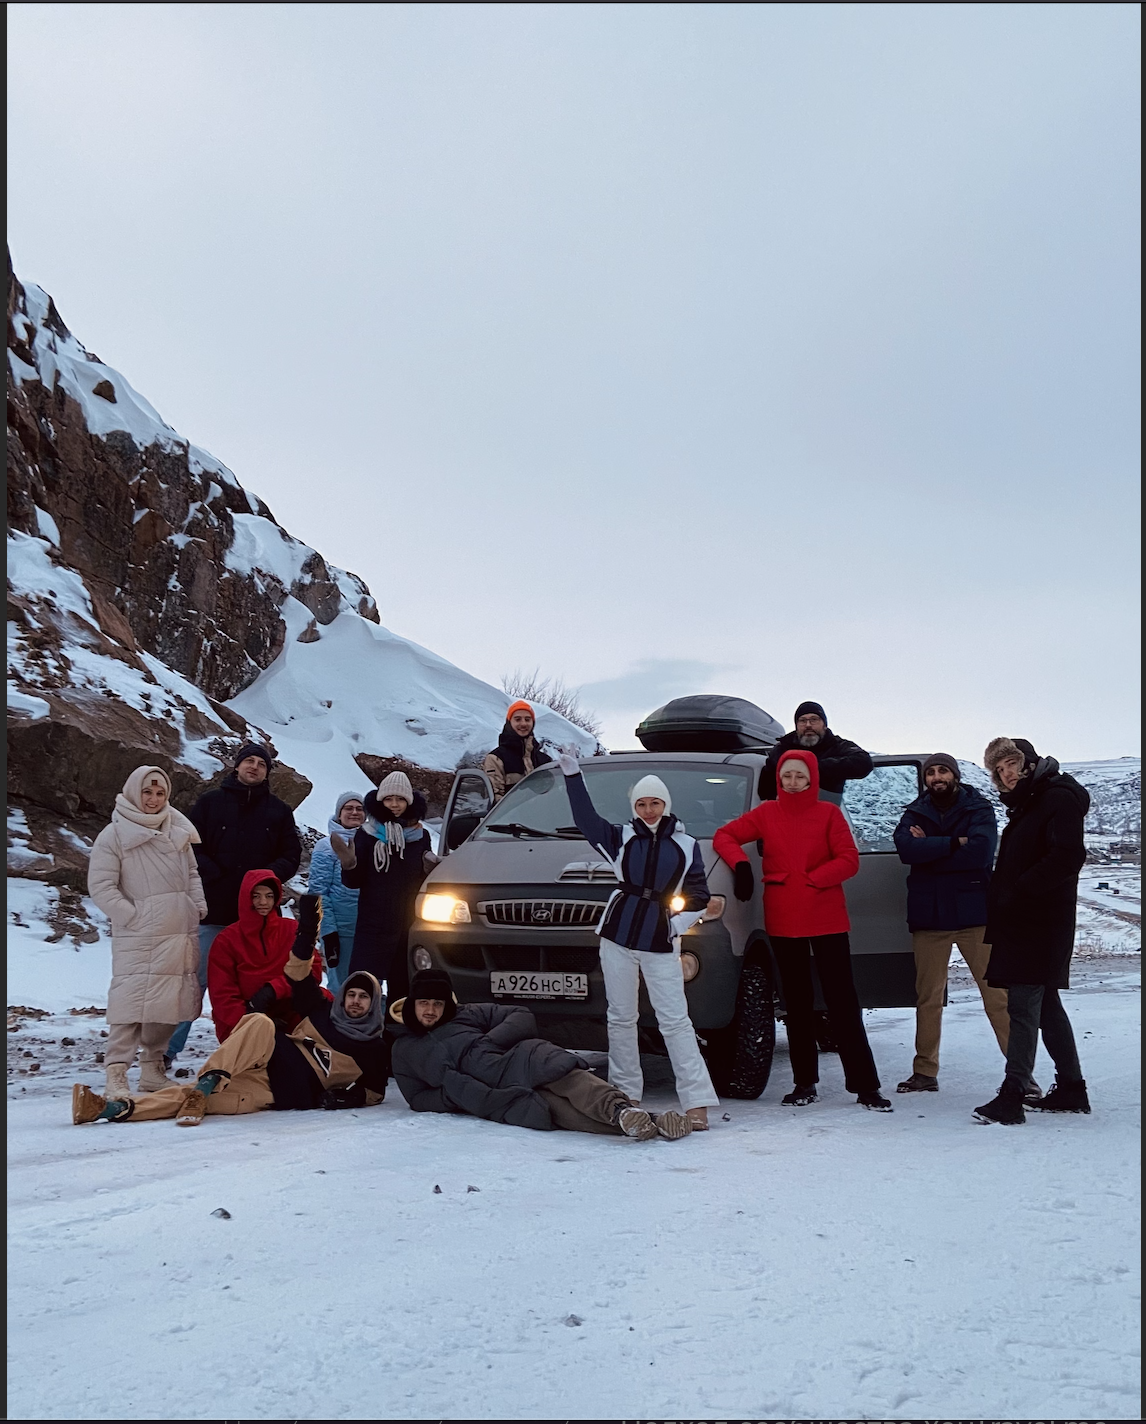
[390,1004,581,1130]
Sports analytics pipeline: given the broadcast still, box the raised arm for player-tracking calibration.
[818,737,873,785]
[562,770,623,861]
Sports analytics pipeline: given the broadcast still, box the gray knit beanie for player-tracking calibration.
[377,771,414,804]
[922,753,961,780]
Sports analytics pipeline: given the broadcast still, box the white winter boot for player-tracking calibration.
[137,1059,171,1093]
[105,1062,132,1100]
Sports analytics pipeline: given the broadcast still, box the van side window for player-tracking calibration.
[843,763,920,852]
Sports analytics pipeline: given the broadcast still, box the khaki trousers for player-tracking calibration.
[127,1014,278,1121]
[538,1068,630,1136]
[105,1021,177,1068]
[912,926,1010,1077]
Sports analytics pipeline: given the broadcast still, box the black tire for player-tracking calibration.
[704,960,776,1100]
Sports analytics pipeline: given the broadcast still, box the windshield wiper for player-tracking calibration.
[486,823,568,839]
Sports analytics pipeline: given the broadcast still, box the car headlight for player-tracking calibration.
[700,895,726,921]
[418,894,472,924]
[680,951,700,982]
[412,946,433,971]
[669,895,685,914]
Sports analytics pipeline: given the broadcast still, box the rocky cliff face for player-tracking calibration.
[6,251,386,889]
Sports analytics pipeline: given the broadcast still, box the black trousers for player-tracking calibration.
[1003,984,1083,1089]
[770,933,880,1094]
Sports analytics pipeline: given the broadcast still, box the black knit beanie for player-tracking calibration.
[402,969,457,1029]
[794,701,827,725]
[234,742,274,771]
[922,753,961,780]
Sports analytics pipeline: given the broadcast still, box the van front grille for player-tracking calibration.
[478,899,607,928]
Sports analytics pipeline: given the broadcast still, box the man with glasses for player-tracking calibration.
[758,702,874,803]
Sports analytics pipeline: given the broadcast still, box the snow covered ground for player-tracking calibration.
[7,960,1140,1421]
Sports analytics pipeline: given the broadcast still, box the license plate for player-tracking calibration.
[489,971,588,1000]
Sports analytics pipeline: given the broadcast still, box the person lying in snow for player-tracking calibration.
[71,896,389,1127]
[390,969,692,1140]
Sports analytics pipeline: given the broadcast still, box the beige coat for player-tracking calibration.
[88,818,208,1025]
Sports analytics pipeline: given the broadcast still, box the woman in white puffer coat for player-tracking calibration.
[87,766,207,1098]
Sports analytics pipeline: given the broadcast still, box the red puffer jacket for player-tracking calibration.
[207,868,324,1042]
[712,749,859,937]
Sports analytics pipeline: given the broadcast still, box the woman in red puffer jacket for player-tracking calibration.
[713,749,891,1111]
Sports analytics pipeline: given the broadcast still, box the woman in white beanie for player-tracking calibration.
[330,771,436,1006]
[306,790,367,992]
[555,751,719,1136]
[87,766,207,1098]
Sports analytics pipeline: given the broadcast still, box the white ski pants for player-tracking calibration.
[599,937,719,1112]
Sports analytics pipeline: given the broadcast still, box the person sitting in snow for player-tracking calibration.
[329,771,436,1007]
[71,896,390,1126]
[390,968,686,1141]
[206,869,325,1044]
[482,700,553,801]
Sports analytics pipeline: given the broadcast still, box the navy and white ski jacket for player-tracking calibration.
[564,772,711,953]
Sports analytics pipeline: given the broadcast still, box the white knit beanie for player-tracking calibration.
[377,771,414,803]
[629,774,672,815]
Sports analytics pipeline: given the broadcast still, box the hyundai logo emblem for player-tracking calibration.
[531,908,551,923]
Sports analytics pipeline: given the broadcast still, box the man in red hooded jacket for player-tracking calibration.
[713,749,892,1111]
[207,869,324,1043]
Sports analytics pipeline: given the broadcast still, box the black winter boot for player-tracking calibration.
[781,1084,818,1106]
[1030,1078,1091,1114]
[858,1091,893,1111]
[973,1081,1026,1125]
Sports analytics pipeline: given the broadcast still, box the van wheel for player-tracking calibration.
[703,960,776,1100]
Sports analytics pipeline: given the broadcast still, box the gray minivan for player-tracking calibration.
[408,697,927,1098]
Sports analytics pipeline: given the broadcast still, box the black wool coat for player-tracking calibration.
[188,774,302,925]
[984,763,1090,989]
[340,791,431,984]
[759,729,874,799]
[391,1004,582,1131]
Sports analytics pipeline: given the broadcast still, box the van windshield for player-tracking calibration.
[479,764,752,841]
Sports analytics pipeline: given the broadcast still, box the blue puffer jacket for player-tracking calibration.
[565,773,711,953]
[307,818,361,942]
[892,784,998,932]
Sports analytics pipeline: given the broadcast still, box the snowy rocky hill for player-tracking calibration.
[6,250,593,912]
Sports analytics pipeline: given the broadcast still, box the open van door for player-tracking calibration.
[440,768,496,853]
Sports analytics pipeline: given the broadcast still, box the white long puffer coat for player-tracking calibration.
[88,818,208,1024]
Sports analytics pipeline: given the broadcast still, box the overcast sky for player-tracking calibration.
[7,3,1140,760]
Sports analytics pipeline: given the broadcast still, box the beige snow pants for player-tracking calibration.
[912,926,1010,1077]
[105,1021,177,1069]
[126,1013,277,1120]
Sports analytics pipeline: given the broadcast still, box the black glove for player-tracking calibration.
[323,931,341,968]
[247,983,278,1015]
[292,892,321,949]
[733,861,755,903]
[321,1082,368,1111]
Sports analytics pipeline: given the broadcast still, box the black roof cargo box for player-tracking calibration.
[635,695,785,753]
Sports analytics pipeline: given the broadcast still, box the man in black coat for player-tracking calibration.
[166,742,302,1064]
[390,969,685,1139]
[893,754,1010,1093]
[758,701,874,802]
[973,738,1092,1125]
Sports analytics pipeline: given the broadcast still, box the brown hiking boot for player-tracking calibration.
[72,1083,106,1124]
[616,1107,659,1140]
[654,1110,693,1140]
[175,1088,208,1127]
